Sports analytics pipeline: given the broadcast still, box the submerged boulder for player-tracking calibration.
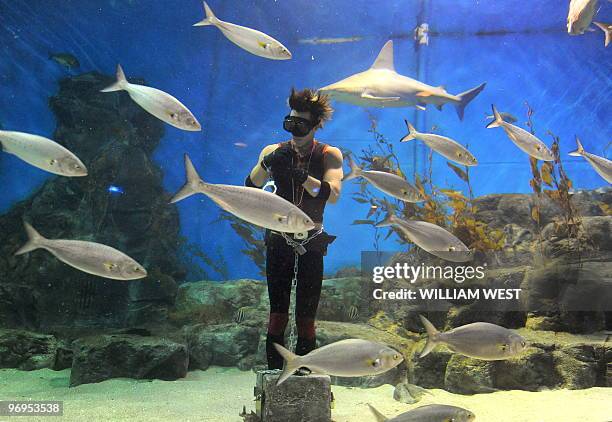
[69,334,188,386]
[0,329,58,370]
[183,323,260,370]
[444,355,496,394]
[0,71,184,332]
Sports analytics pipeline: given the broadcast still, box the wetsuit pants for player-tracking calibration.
[265,236,323,370]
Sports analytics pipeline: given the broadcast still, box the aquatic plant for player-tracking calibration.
[177,236,229,281]
[216,211,266,277]
[349,115,504,254]
[524,102,583,244]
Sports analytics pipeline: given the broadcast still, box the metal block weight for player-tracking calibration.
[255,370,332,422]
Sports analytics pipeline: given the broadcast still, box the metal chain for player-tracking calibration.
[281,227,324,352]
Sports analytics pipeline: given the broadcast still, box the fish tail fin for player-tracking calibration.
[193,1,219,26]
[400,119,418,142]
[419,314,440,358]
[100,64,128,93]
[170,154,204,204]
[455,82,486,121]
[274,343,302,386]
[568,136,585,157]
[485,104,504,129]
[15,221,46,255]
[594,22,611,47]
[367,404,389,422]
[342,155,362,181]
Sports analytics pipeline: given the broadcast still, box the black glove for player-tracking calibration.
[261,145,294,174]
[292,168,309,185]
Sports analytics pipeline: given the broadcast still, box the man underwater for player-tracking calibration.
[245,88,343,369]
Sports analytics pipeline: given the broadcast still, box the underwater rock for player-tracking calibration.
[553,344,601,389]
[53,340,74,370]
[494,347,556,391]
[0,329,58,370]
[520,261,609,333]
[444,354,496,394]
[0,71,184,331]
[170,279,267,326]
[318,277,365,322]
[0,283,39,329]
[393,381,431,404]
[183,323,260,370]
[407,340,453,388]
[70,334,188,386]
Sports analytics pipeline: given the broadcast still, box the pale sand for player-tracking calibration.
[0,367,610,422]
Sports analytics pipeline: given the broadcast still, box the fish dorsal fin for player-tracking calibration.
[370,40,395,71]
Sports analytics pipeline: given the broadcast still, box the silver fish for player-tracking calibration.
[368,403,475,422]
[419,314,526,361]
[101,64,201,132]
[343,155,423,202]
[298,36,363,45]
[593,22,612,47]
[171,154,315,233]
[0,130,87,177]
[376,213,472,262]
[15,222,147,280]
[569,137,612,183]
[567,0,598,35]
[273,339,403,386]
[485,111,518,124]
[486,105,554,161]
[193,2,291,60]
[401,121,478,166]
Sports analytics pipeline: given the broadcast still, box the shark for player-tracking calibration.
[318,40,486,120]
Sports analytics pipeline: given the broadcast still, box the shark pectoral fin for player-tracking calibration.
[416,91,434,97]
[361,92,400,102]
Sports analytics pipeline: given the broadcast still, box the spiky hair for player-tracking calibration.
[288,87,333,127]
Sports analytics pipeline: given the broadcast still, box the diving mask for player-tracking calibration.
[283,115,315,137]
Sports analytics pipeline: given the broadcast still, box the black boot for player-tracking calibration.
[266,333,285,370]
[296,337,317,356]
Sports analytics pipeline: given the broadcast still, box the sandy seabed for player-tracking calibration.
[0,367,610,422]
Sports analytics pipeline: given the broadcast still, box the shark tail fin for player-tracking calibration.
[593,22,611,47]
[485,104,504,129]
[15,221,46,255]
[274,343,302,386]
[400,120,418,142]
[193,1,219,27]
[170,154,205,204]
[455,82,486,121]
[569,136,585,157]
[367,404,389,422]
[100,64,128,93]
[419,314,440,358]
[342,155,362,181]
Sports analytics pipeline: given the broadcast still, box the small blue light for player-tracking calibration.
[107,185,125,195]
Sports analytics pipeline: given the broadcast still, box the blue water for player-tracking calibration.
[0,0,610,279]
